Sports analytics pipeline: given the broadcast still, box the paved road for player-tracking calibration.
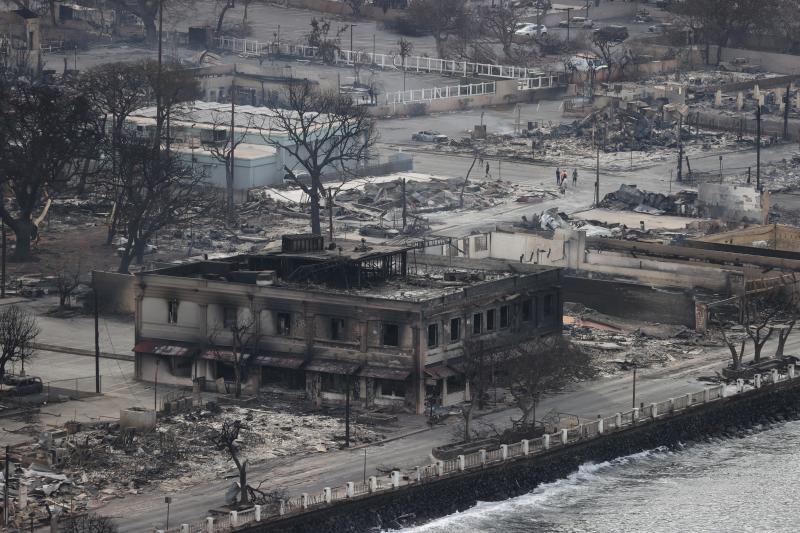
[99,328,800,533]
[379,142,800,236]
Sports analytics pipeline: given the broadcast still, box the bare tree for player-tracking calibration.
[208,314,259,398]
[205,92,256,222]
[261,81,378,235]
[406,0,469,58]
[717,319,748,371]
[459,337,498,442]
[743,293,781,363]
[0,78,102,259]
[210,419,250,507]
[484,2,526,60]
[60,513,118,533]
[0,305,39,383]
[591,25,630,78]
[500,336,592,428]
[49,259,83,310]
[81,61,151,245]
[344,0,367,16]
[307,18,347,64]
[110,134,214,273]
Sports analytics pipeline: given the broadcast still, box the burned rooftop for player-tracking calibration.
[146,234,558,302]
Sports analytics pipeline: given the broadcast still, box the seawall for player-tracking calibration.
[240,378,800,532]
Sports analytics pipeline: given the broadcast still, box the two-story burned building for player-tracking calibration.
[132,235,563,414]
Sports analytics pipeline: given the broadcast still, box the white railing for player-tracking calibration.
[167,368,800,532]
[385,81,496,105]
[215,36,551,81]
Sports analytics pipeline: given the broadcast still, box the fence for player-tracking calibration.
[384,82,496,105]
[215,36,549,81]
[43,376,101,402]
[155,366,800,533]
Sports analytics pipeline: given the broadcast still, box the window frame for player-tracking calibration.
[222,306,237,329]
[276,312,292,336]
[500,305,509,328]
[382,323,400,347]
[472,312,483,335]
[167,299,179,324]
[427,323,439,348]
[450,318,461,343]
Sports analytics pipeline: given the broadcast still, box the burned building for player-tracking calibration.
[132,235,563,413]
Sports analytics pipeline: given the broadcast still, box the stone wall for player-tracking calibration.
[240,379,800,532]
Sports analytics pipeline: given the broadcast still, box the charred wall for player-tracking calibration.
[563,276,698,328]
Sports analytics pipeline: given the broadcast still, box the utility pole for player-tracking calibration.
[585,0,590,18]
[565,8,573,44]
[1,219,5,299]
[401,178,407,230]
[784,83,791,140]
[328,188,334,242]
[93,272,100,394]
[677,115,684,182]
[345,376,351,448]
[350,24,356,80]
[756,103,762,191]
[3,445,8,527]
[632,366,637,408]
[594,142,600,206]
[229,77,236,218]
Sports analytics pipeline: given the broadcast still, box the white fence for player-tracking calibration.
[215,36,553,81]
[384,81,496,105]
[154,365,800,533]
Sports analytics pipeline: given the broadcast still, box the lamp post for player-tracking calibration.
[165,496,172,531]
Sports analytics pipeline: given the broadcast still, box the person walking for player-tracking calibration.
[572,168,578,186]
[556,167,561,185]
[561,170,568,188]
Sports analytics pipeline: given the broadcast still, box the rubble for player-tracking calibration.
[599,184,700,217]
[6,398,383,525]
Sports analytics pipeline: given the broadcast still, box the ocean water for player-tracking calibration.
[403,420,800,533]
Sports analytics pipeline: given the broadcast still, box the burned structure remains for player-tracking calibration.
[132,235,563,413]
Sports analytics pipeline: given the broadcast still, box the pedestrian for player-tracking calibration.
[572,168,578,186]
[486,162,491,178]
[561,170,568,187]
[556,167,560,185]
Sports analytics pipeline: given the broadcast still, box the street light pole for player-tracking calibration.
[164,496,172,531]
[632,366,637,408]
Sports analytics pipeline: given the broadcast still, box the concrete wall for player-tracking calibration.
[564,276,697,328]
[697,183,768,224]
[93,271,135,315]
[718,46,800,75]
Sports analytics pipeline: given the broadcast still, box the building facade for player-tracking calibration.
[133,236,563,413]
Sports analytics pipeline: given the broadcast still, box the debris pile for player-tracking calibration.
[336,177,516,213]
[599,184,700,216]
[6,400,383,524]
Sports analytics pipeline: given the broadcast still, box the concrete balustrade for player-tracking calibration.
[203,377,780,531]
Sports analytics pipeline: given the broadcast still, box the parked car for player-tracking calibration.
[558,17,593,28]
[515,23,548,36]
[412,131,449,143]
[2,375,43,396]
